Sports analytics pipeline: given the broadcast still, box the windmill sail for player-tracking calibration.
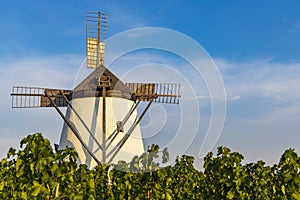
[11,86,72,108]
[86,12,108,69]
[126,83,181,104]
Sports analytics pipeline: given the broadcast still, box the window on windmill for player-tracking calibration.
[97,75,112,88]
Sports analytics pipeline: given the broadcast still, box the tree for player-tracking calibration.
[0,133,299,199]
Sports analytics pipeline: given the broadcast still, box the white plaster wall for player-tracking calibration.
[59,97,145,169]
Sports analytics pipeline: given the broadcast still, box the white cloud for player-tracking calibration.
[195,95,210,100]
[216,58,300,104]
[214,58,300,165]
[231,96,240,101]
[0,54,82,158]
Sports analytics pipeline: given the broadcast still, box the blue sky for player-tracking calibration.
[0,1,300,166]
[2,0,300,61]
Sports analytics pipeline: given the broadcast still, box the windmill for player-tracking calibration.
[11,12,181,168]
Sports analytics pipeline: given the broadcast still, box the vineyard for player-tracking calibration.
[0,133,299,199]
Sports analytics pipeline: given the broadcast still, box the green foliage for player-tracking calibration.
[0,133,299,199]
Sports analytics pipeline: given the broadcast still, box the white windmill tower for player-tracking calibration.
[11,11,181,169]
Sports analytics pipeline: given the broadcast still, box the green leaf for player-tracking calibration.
[88,195,95,200]
[16,158,23,171]
[74,195,83,200]
[165,192,172,200]
[32,183,42,197]
[273,185,276,193]
[87,178,95,189]
[42,171,49,182]
[292,193,300,200]
[6,147,16,158]
[21,192,28,200]
[133,163,139,169]
[283,172,293,182]
[0,182,4,191]
[30,162,35,173]
[281,185,285,195]
[226,190,235,199]
[51,163,59,174]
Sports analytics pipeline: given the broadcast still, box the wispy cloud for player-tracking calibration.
[0,54,82,158]
[216,58,300,103]
[288,23,300,33]
[0,54,82,88]
[214,58,300,164]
